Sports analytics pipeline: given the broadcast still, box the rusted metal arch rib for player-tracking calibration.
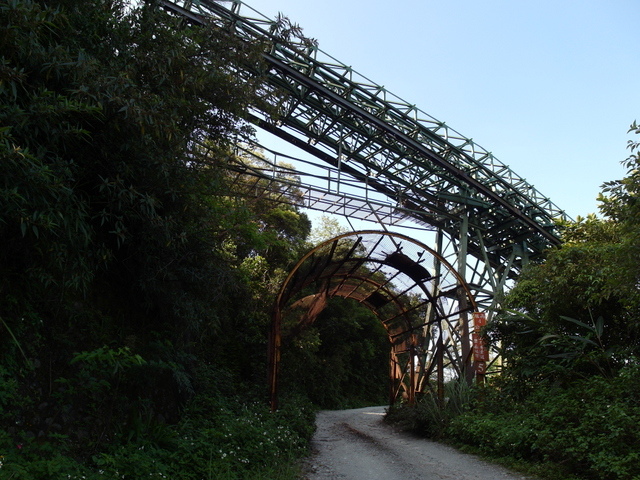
[269,231,477,410]
[290,267,422,339]
[325,274,418,339]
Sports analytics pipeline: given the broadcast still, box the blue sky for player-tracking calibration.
[241,0,639,220]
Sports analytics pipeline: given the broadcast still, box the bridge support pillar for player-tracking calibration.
[457,213,473,385]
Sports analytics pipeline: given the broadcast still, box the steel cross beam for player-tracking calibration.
[159,0,570,300]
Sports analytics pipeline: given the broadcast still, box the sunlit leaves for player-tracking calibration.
[493,123,640,392]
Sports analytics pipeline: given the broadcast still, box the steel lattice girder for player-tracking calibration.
[159,0,570,280]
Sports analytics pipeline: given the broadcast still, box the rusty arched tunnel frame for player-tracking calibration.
[268,230,479,411]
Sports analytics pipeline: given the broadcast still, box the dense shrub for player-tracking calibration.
[0,393,316,479]
[386,379,474,439]
[436,126,640,480]
[0,1,315,478]
[281,297,390,409]
[446,365,640,480]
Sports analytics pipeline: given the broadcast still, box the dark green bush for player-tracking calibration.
[166,394,315,480]
[386,379,474,439]
[445,366,640,480]
[0,393,315,479]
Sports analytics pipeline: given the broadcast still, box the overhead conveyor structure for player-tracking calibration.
[158,0,569,403]
[160,0,569,311]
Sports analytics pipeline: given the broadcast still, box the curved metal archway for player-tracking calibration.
[268,230,481,410]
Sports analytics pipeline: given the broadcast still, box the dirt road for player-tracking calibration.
[301,406,534,480]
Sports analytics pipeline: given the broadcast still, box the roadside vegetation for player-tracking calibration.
[0,0,316,477]
[387,123,640,480]
[0,1,390,477]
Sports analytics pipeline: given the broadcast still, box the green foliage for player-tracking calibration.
[597,121,640,311]
[0,430,91,480]
[281,297,390,409]
[308,214,346,245]
[490,310,622,396]
[0,0,314,477]
[172,397,314,479]
[386,379,474,439]
[494,129,640,388]
[388,368,640,480]
[70,345,147,375]
[229,151,313,267]
[502,218,628,328]
[447,367,640,480]
[0,392,315,479]
[0,0,272,354]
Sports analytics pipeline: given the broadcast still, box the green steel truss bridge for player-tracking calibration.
[160,0,570,399]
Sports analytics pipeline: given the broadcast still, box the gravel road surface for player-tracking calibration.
[301,406,535,480]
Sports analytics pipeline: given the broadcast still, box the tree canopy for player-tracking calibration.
[0,2,391,476]
[0,1,319,476]
[492,124,640,390]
